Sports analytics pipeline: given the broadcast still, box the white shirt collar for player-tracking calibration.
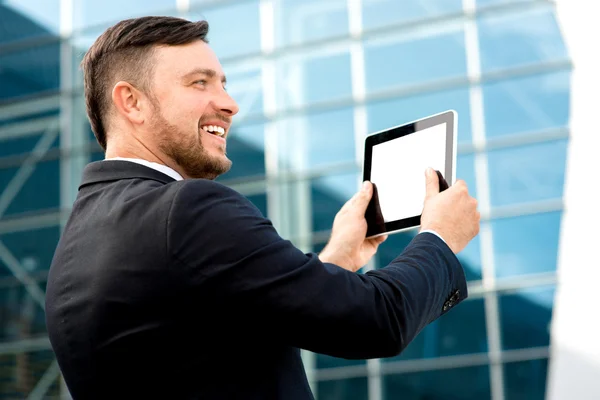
[105,157,184,181]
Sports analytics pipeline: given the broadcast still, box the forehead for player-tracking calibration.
[153,41,224,79]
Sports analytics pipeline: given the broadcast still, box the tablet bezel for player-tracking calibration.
[363,109,457,238]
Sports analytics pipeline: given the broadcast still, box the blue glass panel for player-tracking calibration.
[275,0,348,47]
[504,358,548,400]
[362,0,463,30]
[226,67,263,117]
[311,172,358,232]
[0,43,60,101]
[383,365,491,400]
[245,192,267,218]
[0,134,59,158]
[317,353,365,369]
[364,30,467,94]
[366,88,472,144]
[459,234,482,282]
[492,212,561,279]
[479,7,567,72]
[220,123,265,180]
[488,140,567,207]
[194,0,261,60]
[477,0,536,6]
[499,286,555,350]
[382,297,487,362]
[278,107,355,171]
[0,226,61,277]
[0,158,60,216]
[277,52,352,109]
[317,377,368,400]
[0,1,60,43]
[74,0,176,31]
[483,71,570,138]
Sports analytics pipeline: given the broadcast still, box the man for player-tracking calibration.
[45,16,480,400]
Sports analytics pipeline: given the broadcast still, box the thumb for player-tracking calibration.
[424,167,439,200]
[353,181,373,211]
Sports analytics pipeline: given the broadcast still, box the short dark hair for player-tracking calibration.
[81,16,209,150]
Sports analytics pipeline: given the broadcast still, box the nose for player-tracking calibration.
[215,89,239,117]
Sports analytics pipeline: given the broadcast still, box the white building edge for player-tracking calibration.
[548,1,600,399]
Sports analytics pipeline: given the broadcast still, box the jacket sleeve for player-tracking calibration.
[167,180,468,359]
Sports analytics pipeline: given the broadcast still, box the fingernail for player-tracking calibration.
[425,167,432,177]
[362,181,370,191]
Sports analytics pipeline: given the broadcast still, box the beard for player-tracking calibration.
[150,108,232,180]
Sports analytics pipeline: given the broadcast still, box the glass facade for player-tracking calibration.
[0,0,567,398]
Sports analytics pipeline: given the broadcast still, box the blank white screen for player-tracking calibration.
[370,123,446,222]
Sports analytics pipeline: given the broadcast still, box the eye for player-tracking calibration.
[194,79,207,86]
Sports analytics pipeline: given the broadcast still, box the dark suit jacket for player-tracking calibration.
[45,160,468,400]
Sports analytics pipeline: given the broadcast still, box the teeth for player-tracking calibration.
[201,125,226,137]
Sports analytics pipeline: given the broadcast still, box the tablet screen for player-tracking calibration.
[370,123,447,223]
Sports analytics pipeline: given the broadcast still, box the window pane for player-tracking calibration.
[382,297,487,362]
[317,377,368,400]
[244,193,267,218]
[275,0,348,48]
[492,212,561,279]
[317,353,365,369]
[499,286,555,350]
[477,0,536,6]
[0,349,57,398]
[0,158,60,217]
[74,0,176,31]
[226,67,263,118]
[482,71,570,138]
[479,7,567,72]
[366,88,472,144]
[219,123,266,180]
[0,132,60,159]
[383,365,491,400]
[362,0,463,30]
[504,358,548,400]
[276,52,352,109]
[0,1,60,43]
[277,108,356,171]
[364,29,467,94]
[311,172,358,233]
[0,43,60,102]
[0,225,61,278]
[194,0,261,59]
[487,139,567,207]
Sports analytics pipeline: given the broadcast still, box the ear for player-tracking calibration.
[111,81,146,126]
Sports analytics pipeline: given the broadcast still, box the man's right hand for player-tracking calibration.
[420,168,480,254]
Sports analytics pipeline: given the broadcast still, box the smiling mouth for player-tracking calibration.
[201,125,226,137]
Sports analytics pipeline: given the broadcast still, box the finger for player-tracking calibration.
[424,167,439,200]
[352,181,373,212]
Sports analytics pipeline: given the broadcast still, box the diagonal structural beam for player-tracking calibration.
[0,240,46,309]
[26,360,60,400]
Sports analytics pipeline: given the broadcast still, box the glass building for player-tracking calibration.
[0,0,570,398]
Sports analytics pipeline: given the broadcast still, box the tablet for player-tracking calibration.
[363,110,457,238]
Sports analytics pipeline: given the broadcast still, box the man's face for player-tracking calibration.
[146,40,239,179]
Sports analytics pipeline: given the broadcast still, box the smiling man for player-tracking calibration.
[45,16,480,400]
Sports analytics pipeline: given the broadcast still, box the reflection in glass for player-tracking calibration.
[194,0,261,59]
[364,30,466,94]
[487,140,567,207]
[0,1,60,43]
[499,286,555,351]
[275,0,348,47]
[492,212,561,279]
[366,88,472,144]
[362,0,462,31]
[482,71,570,138]
[276,52,352,109]
[503,358,548,400]
[73,0,176,31]
[0,43,60,101]
[478,6,568,72]
[0,159,60,217]
[383,365,491,400]
[382,297,487,362]
[311,173,358,232]
[277,107,355,172]
[317,377,368,400]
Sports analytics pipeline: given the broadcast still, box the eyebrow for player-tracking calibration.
[182,68,227,85]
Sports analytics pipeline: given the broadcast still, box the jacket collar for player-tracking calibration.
[79,160,176,190]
